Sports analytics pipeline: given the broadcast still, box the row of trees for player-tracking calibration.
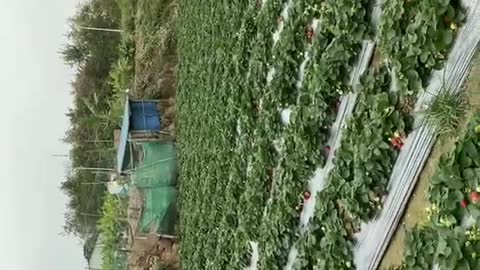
[60,0,178,262]
[60,0,124,255]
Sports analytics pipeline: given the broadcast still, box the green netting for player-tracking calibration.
[132,142,177,188]
[140,186,178,234]
[113,251,128,270]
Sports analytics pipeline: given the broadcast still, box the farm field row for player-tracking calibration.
[401,113,480,269]
[177,0,465,269]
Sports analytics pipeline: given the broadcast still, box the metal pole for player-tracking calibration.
[135,233,177,240]
[83,139,114,143]
[78,26,123,33]
[80,182,108,186]
[157,233,177,239]
[74,167,115,172]
[81,212,103,218]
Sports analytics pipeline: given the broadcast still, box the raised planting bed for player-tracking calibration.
[400,114,480,269]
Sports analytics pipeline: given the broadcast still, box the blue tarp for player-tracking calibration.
[130,101,161,131]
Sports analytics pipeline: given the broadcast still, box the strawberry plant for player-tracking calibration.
[295,66,413,269]
[402,226,437,269]
[379,0,465,96]
[399,115,480,269]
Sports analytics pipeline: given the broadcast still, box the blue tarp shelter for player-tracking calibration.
[116,97,163,174]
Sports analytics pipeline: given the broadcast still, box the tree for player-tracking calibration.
[60,0,123,241]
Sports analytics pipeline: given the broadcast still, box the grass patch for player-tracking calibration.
[133,0,177,100]
[424,90,469,136]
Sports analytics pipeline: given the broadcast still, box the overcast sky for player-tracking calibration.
[0,0,85,269]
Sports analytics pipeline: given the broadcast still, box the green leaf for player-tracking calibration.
[437,238,448,254]
[453,190,465,201]
[469,205,480,219]
[352,24,367,41]
[420,51,430,63]
[463,168,475,179]
[456,259,471,270]
[474,168,480,180]
[404,69,422,90]
[461,155,473,168]
[376,100,391,115]
[407,45,422,57]
[439,30,453,47]
[463,140,479,159]
[406,256,415,266]
[438,0,450,7]
[444,214,458,226]
[405,69,419,82]
[341,168,351,179]
[379,141,391,150]
[359,144,370,161]
[446,176,465,190]
[455,10,466,22]
[446,6,456,19]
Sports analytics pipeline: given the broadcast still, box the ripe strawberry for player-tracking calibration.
[461,199,469,208]
[304,191,311,200]
[324,145,331,155]
[306,27,314,42]
[390,137,399,147]
[470,191,480,203]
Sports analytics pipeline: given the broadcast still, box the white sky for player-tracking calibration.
[0,0,85,269]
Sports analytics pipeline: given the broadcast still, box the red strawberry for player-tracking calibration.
[324,145,331,154]
[470,191,480,203]
[390,137,398,146]
[335,100,341,112]
[390,137,403,150]
[398,142,404,150]
[304,191,311,200]
[461,199,469,208]
[306,27,314,42]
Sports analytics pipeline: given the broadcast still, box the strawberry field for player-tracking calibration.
[176,0,469,269]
